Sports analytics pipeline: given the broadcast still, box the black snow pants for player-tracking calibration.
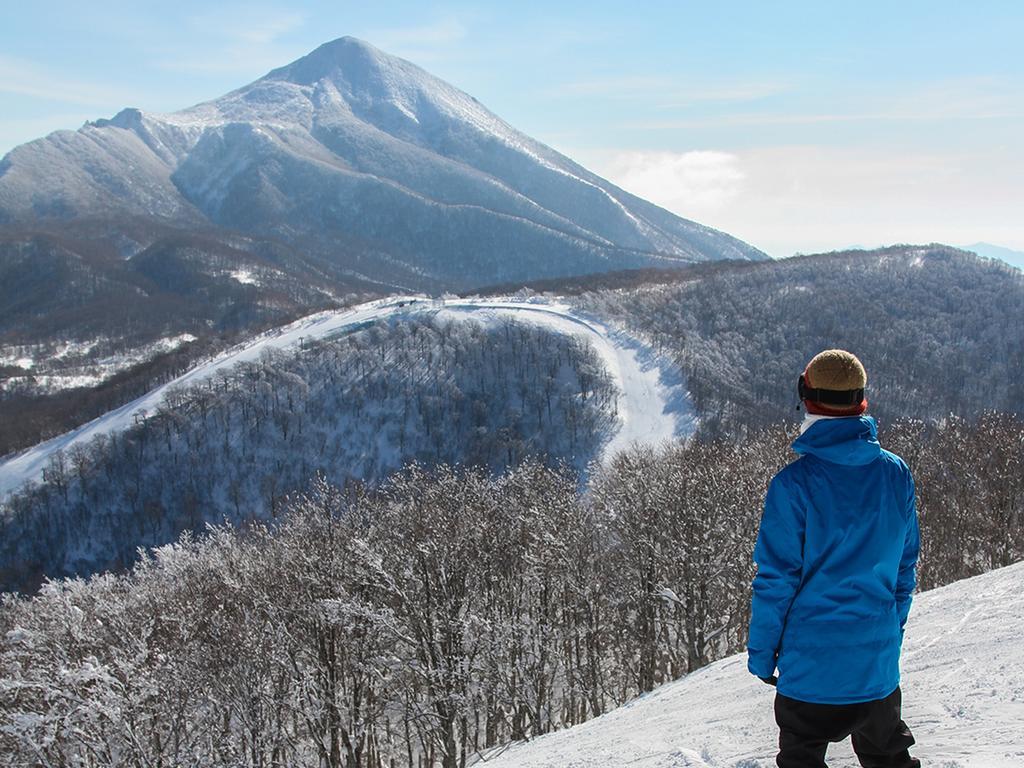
[773,685,920,768]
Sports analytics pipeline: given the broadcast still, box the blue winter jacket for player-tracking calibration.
[747,415,920,704]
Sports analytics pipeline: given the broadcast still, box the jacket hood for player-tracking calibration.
[791,415,881,466]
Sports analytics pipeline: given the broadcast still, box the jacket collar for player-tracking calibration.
[799,413,841,435]
[792,414,881,466]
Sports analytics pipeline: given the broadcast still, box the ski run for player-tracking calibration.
[477,560,1024,768]
[0,295,695,499]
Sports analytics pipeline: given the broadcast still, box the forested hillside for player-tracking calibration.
[0,313,616,592]
[2,412,1019,768]
[0,221,378,455]
[572,245,1024,434]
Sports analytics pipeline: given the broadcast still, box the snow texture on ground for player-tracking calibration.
[476,561,1024,768]
[0,333,198,395]
[0,295,696,499]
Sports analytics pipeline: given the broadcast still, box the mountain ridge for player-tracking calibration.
[0,36,767,292]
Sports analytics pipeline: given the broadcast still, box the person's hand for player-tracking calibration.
[759,675,777,687]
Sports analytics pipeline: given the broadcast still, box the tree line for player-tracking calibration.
[0,312,617,592]
[0,221,380,456]
[575,245,1024,436]
[2,412,1020,768]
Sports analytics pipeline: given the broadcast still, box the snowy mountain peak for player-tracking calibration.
[0,37,768,290]
[254,35,500,141]
[263,36,400,88]
[90,107,146,130]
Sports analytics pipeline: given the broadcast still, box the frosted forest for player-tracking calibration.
[1,17,1023,768]
[2,411,1021,767]
[1,314,616,592]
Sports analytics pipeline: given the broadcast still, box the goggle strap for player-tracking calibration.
[798,375,865,406]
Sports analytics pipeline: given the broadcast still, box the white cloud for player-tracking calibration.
[707,145,1020,255]
[600,150,746,214]
[617,77,1022,131]
[551,76,788,106]
[0,55,139,107]
[154,6,307,75]
[187,7,306,44]
[575,144,1024,258]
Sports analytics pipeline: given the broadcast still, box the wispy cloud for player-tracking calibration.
[366,18,468,48]
[892,76,1021,121]
[187,7,307,44]
[0,113,100,156]
[0,55,140,107]
[621,110,1016,132]
[154,47,299,76]
[155,6,308,75]
[233,12,306,44]
[358,18,469,62]
[618,77,1022,130]
[548,76,789,107]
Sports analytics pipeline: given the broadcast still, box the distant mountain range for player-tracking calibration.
[962,242,1024,271]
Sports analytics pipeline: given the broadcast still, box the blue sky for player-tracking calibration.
[2,1,1022,256]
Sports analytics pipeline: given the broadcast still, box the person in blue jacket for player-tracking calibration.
[748,349,921,768]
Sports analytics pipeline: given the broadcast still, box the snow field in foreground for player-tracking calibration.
[478,560,1024,768]
[0,295,696,499]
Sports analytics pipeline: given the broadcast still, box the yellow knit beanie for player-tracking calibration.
[802,349,868,415]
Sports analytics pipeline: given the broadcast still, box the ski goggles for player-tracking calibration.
[797,374,865,406]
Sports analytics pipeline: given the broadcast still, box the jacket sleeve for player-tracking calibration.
[896,471,921,631]
[747,471,805,679]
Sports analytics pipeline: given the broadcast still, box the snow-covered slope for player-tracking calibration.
[479,561,1024,768]
[0,295,695,499]
[0,37,766,290]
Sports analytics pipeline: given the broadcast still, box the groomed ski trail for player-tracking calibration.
[0,295,696,500]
